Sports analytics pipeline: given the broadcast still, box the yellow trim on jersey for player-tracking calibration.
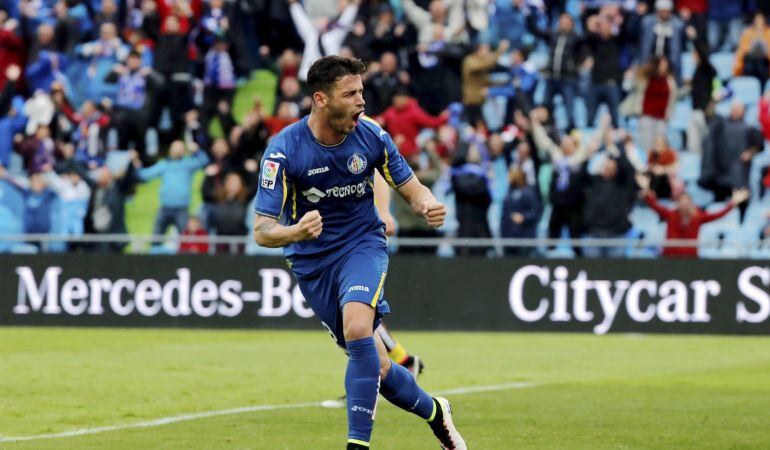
[360,114,380,127]
[291,182,297,220]
[278,173,288,219]
[348,439,370,447]
[371,272,387,307]
[426,401,437,422]
[381,147,396,188]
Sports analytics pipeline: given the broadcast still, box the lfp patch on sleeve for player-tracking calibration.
[261,160,280,190]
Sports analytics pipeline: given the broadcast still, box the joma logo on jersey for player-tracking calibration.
[348,285,370,293]
[301,181,368,203]
[308,166,329,176]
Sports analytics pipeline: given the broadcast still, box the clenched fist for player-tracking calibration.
[420,201,446,228]
[296,210,323,240]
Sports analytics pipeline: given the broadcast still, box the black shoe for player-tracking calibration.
[346,441,369,449]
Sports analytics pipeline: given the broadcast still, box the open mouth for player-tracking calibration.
[352,110,364,125]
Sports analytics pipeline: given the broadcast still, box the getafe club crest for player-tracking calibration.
[347,153,367,174]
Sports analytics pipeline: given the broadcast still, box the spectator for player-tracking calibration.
[676,0,708,42]
[708,0,743,52]
[733,12,770,96]
[640,0,685,83]
[538,13,581,131]
[287,0,359,82]
[638,174,750,257]
[105,51,156,157]
[583,14,625,128]
[15,125,61,174]
[530,108,593,255]
[500,167,542,256]
[201,36,236,133]
[647,135,679,199]
[687,26,717,154]
[700,101,763,222]
[179,215,210,254]
[461,40,509,127]
[368,5,407,59]
[201,137,235,230]
[378,87,449,159]
[0,66,26,168]
[629,56,677,153]
[212,172,254,253]
[485,0,531,48]
[0,16,26,92]
[581,144,636,258]
[0,167,57,236]
[363,52,409,117]
[83,163,138,252]
[53,86,111,164]
[153,15,194,140]
[488,47,539,125]
[134,139,209,235]
[264,101,301,137]
[401,0,468,46]
[409,23,465,115]
[275,75,310,118]
[43,165,91,239]
[451,141,492,256]
[392,140,443,254]
[75,22,129,103]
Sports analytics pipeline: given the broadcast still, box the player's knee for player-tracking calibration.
[343,321,373,342]
[378,353,391,378]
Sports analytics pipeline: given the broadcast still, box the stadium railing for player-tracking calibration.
[1,234,769,258]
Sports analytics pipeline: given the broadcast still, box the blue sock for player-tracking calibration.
[345,337,381,445]
[379,362,435,420]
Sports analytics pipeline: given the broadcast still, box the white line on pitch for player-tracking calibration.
[0,381,539,443]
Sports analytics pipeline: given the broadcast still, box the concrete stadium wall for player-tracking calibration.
[1,255,769,334]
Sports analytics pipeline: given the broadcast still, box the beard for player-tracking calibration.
[326,103,355,135]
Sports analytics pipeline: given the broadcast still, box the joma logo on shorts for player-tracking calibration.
[349,285,370,293]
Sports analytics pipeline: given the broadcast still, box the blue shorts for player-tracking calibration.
[294,243,391,350]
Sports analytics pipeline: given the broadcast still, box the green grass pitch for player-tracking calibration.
[1,328,769,449]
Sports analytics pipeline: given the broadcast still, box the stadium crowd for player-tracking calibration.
[2,0,770,258]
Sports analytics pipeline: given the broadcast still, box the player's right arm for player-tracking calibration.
[253,211,323,248]
[253,146,323,247]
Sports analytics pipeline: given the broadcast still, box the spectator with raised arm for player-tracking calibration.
[733,12,770,96]
[133,139,209,236]
[378,86,449,159]
[638,173,750,258]
[287,0,359,81]
[401,0,468,45]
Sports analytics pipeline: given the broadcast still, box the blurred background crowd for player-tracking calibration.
[2,0,770,258]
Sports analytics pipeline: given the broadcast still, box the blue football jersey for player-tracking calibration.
[254,115,414,278]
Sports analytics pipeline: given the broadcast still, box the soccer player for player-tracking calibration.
[253,56,466,450]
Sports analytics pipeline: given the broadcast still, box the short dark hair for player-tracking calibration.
[307,56,367,95]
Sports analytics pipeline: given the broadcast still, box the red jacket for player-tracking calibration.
[0,29,26,91]
[179,229,209,254]
[379,98,448,158]
[645,193,733,258]
[676,0,708,14]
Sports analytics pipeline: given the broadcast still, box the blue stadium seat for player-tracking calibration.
[671,101,692,131]
[678,152,701,183]
[710,52,735,81]
[681,52,695,80]
[687,182,714,206]
[730,77,761,106]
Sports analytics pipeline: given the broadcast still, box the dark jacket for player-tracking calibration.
[691,38,716,111]
[582,154,636,236]
[501,185,542,238]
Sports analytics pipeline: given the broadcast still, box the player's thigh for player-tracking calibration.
[337,246,389,310]
[295,271,346,350]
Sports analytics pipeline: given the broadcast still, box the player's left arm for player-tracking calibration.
[394,177,446,229]
[373,171,396,236]
[374,124,445,229]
